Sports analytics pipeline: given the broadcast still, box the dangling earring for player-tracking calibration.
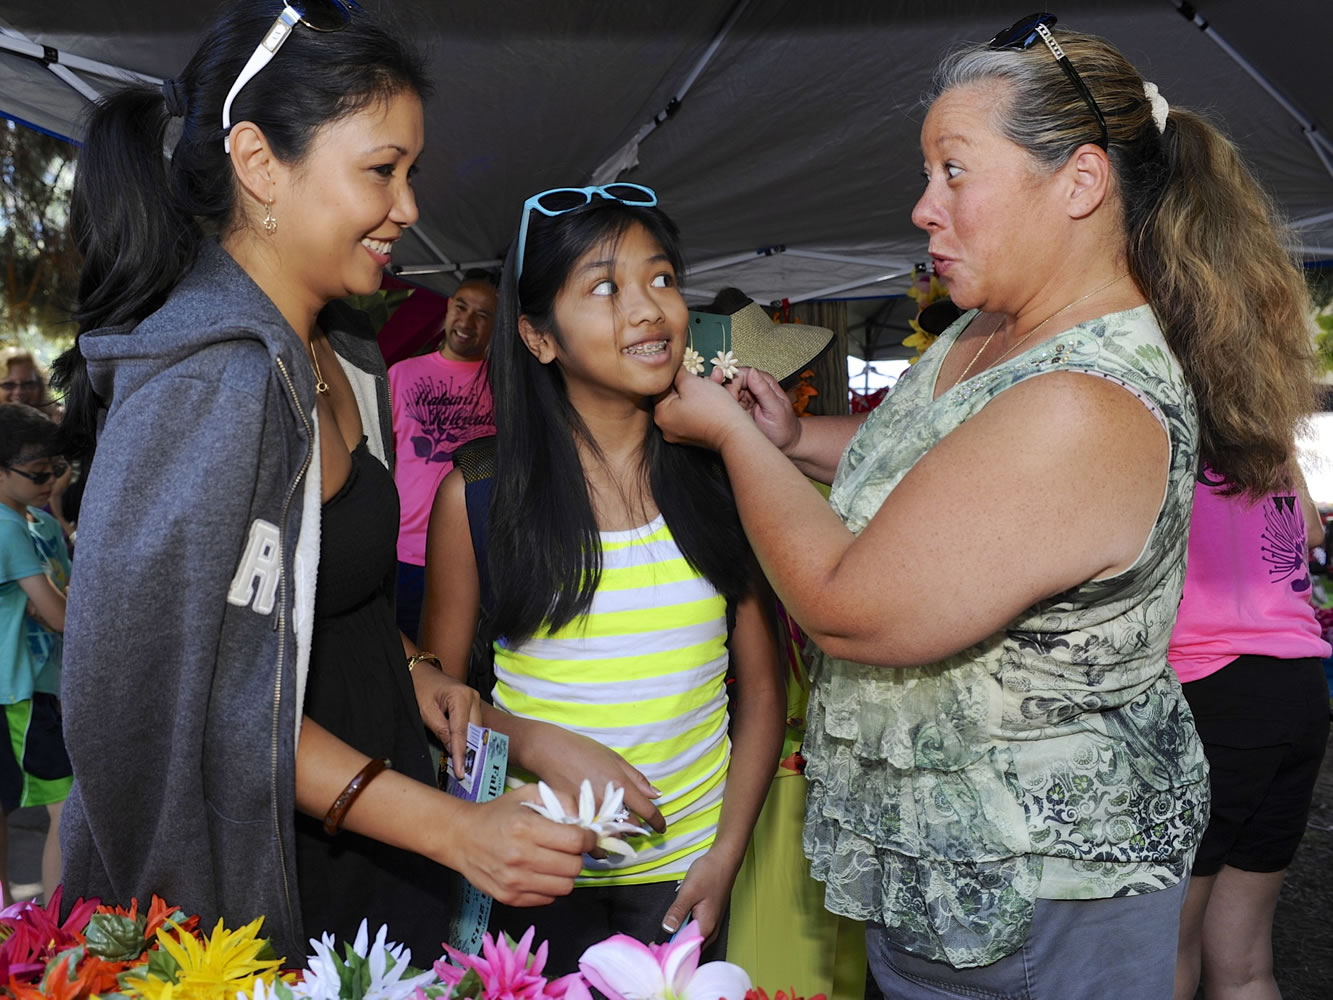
[263,197,277,235]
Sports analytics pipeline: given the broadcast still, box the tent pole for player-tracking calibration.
[392,259,503,277]
[686,246,785,278]
[784,248,914,270]
[787,269,912,305]
[1173,2,1333,183]
[398,224,464,281]
[1294,209,1333,231]
[589,0,753,184]
[0,25,162,98]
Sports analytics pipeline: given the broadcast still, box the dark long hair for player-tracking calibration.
[52,0,429,459]
[488,199,752,643]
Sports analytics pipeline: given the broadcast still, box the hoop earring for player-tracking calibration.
[263,198,277,235]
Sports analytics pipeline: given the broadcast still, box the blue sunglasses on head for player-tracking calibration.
[514,183,658,282]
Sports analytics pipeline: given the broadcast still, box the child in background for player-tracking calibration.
[421,186,784,974]
[0,403,73,902]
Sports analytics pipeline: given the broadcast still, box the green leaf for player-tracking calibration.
[452,967,485,999]
[335,942,372,1000]
[84,912,150,961]
[117,947,177,994]
[41,945,85,989]
[342,288,415,332]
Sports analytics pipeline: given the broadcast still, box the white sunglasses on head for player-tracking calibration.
[221,0,358,153]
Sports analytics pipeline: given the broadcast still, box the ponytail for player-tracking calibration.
[51,0,430,462]
[54,87,201,458]
[1130,109,1317,496]
[932,28,1318,499]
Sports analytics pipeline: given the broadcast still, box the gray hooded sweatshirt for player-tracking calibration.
[60,241,393,961]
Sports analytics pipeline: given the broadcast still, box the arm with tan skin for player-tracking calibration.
[20,573,65,633]
[661,581,785,942]
[420,468,666,832]
[1293,467,1323,545]
[655,367,1170,667]
[294,716,594,905]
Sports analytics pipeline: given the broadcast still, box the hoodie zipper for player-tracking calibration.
[272,355,313,942]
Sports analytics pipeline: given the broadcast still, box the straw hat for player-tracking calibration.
[686,301,835,383]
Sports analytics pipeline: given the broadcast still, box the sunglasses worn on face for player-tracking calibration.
[514,183,659,282]
[222,0,359,152]
[4,460,68,486]
[989,12,1109,150]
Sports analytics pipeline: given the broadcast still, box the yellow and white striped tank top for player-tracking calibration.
[493,514,730,885]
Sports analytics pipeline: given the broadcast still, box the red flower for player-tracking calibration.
[745,990,828,1000]
[0,887,99,982]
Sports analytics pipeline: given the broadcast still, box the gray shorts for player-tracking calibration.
[866,877,1189,1000]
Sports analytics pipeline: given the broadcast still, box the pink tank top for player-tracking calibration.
[1168,472,1330,683]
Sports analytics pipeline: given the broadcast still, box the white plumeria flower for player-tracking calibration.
[710,349,739,381]
[523,779,653,857]
[681,346,706,376]
[289,920,437,1000]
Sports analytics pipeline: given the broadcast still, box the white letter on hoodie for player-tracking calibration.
[228,519,281,615]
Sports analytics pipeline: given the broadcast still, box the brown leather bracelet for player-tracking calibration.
[322,757,390,836]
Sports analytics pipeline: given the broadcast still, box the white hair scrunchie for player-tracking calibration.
[1143,80,1169,134]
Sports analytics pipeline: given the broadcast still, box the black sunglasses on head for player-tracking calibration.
[990,12,1109,150]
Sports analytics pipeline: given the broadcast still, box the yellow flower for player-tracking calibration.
[124,917,283,1000]
[901,322,938,365]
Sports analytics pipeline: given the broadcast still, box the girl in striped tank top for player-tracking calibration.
[421,188,785,973]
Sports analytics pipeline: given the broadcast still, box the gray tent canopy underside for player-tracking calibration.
[2,0,1331,362]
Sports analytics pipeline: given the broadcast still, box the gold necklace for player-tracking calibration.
[990,272,1129,369]
[951,314,1005,388]
[308,338,329,394]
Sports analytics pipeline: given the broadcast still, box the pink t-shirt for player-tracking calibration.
[1168,473,1330,683]
[389,353,494,565]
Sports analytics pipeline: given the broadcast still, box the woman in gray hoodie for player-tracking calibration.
[51,0,592,961]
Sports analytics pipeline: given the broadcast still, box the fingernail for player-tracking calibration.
[649,786,663,797]
[661,917,679,933]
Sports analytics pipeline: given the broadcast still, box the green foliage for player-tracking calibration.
[0,119,79,353]
[84,912,150,962]
[1315,311,1333,373]
[342,288,414,333]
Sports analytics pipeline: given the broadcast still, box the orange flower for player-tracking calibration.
[9,953,97,1000]
[144,895,199,939]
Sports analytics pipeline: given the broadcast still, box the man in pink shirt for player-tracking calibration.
[389,271,496,639]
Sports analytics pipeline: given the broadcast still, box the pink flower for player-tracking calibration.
[577,921,751,1000]
[434,925,576,1000]
[0,886,99,983]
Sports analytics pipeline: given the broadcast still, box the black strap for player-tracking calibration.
[456,436,497,614]
[455,436,498,698]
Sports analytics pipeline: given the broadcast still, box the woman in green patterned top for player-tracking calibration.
[655,13,1318,1000]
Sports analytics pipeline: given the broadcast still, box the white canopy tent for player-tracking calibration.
[2,0,1331,360]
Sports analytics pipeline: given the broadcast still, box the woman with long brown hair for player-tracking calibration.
[655,13,1318,999]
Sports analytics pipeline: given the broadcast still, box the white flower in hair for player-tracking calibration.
[681,346,706,376]
[711,349,740,381]
[522,779,653,857]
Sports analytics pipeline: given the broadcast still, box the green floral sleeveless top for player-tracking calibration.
[802,305,1209,968]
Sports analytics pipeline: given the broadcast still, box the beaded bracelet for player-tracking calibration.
[322,757,390,836]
